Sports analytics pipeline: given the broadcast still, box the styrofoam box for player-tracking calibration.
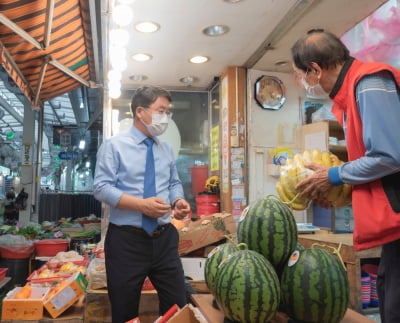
[180,257,206,281]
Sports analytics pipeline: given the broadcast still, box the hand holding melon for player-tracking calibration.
[276,149,352,210]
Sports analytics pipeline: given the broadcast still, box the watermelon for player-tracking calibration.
[281,247,349,323]
[204,241,240,294]
[296,241,305,251]
[214,249,280,323]
[237,195,298,272]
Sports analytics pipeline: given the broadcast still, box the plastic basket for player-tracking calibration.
[0,267,8,280]
[34,239,69,257]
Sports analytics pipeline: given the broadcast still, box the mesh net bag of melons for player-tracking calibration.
[275,148,351,210]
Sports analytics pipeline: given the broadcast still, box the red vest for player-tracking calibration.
[331,59,400,251]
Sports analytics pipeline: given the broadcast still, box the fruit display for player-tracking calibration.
[14,285,32,299]
[276,148,352,210]
[213,249,280,323]
[237,195,298,274]
[206,195,349,323]
[280,247,350,323]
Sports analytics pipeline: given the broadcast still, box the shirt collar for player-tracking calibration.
[329,57,355,99]
[129,125,160,145]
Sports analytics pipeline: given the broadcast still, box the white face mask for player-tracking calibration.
[141,110,169,137]
[301,77,329,99]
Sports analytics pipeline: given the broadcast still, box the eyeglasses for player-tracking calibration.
[143,107,173,118]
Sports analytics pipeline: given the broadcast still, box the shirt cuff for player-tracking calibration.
[328,166,344,186]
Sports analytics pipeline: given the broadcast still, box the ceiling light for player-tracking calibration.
[131,53,153,62]
[79,140,86,150]
[109,87,121,99]
[110,48,128,71]
[223,0,243,3]
[179,76,197,84]
[135,21,160,33]
[202,25,229,36]
[129,74,148,81]
[108,69,122,81]
[189,56,209,64]
[275,60,289,67]
[112,5,134,26]
[109,28,130,47]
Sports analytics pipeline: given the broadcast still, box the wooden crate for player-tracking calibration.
[84,289,159,323]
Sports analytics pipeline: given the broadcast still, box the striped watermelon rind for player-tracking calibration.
[204,240,240,294]
[214,249,280,323]
[237,194,298,271]
[281,247,350,323]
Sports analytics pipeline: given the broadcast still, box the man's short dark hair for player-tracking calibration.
[130,86,172,116]
[291,29,350,72]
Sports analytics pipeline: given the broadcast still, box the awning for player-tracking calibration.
[0,0,99,108]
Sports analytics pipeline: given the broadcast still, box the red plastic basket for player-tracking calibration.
[0,245,34,259]
[34,239,69,257]
[0,268,8,280]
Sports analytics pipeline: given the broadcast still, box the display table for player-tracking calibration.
[298,230,381,312]
[84,288,159,323]
[191,294,376,323]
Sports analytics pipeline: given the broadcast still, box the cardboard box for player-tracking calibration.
[178,213,236,255]
[181,257,206,280]
[61,226,84,235]
[188,280,209,294]
[2,296,85,323]
[168,304,207,323]
[83,222,101,231]
[2,286,49,320]
[44,272,87,319]
[333,205,354,233]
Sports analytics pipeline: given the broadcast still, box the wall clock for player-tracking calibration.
[254,75,286,110]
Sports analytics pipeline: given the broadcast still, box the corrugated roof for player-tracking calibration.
[0,0,98,107]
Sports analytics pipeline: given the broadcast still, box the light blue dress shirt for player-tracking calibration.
[93,125,184,227]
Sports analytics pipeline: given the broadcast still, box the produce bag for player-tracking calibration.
[87,257,107,290]
[0,234,34,258]
[275,149,352,210]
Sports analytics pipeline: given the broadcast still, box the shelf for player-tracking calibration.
[329,144,347,153]
[361,307,380,315]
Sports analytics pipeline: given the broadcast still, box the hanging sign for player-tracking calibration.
[22,144,32,166]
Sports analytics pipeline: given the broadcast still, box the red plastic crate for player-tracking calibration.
[0,267,8,280]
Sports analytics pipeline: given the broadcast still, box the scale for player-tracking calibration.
[297,223,320,234]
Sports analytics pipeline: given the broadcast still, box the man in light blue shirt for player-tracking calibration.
[93,86,191,323]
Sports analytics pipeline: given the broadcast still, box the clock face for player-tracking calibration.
[254,75,286,110]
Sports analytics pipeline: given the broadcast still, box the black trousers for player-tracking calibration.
[105,222,187,323]
[377,238,400,323]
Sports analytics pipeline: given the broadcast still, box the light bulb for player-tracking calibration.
[112,5,133,26]
[109,28,130,47]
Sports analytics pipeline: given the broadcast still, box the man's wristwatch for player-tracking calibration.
[171,198,182,209]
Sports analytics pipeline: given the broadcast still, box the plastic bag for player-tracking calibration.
[275,149,352,210]
[87,257,107,290]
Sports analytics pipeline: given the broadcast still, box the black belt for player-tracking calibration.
[110,222,170,238]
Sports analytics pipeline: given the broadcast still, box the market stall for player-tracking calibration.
[38,194,101,223]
